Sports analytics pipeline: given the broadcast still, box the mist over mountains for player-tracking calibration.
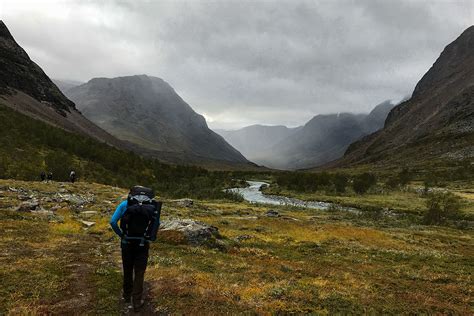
[335,26,474,168]
[63,75,249,166]
[216,100,395,169]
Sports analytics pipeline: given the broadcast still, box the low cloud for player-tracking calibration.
[2,0,472,129]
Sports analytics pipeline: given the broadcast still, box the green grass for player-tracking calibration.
[0,179,473,314]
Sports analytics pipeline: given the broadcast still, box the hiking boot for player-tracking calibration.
[133,299,145,312]
[121,297,132,309]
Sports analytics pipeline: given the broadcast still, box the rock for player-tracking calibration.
[235,234,253,242]
[174,199,194,207]
[32,209,54,216]
[53,193,94,205]
[80,220,95,228]
[265,210,280,217]
[16,200,39,212]
[80,211,98,218]
[159,219,218,245]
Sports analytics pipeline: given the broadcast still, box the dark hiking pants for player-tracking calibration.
[121,241,149,303]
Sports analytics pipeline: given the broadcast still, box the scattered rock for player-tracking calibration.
[265,210,280,217]
[159,219,218,245]
[281,216,299,221]
[173,198,194,207]
[53,193,94,205]
[32,209,54,216]
[80,211,98,218]
[16,200,39,212]
[80,220,96,228]
[235,234,253,242]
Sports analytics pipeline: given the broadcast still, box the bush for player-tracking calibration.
[423,192,462,225]
[352,173,377,194]
[333,174,348,193]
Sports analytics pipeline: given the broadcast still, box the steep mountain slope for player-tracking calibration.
[0,20,126,149]
[246,101,394,170]
[337,26,474,168]
[215,125,300,163]
[65,75,249,165]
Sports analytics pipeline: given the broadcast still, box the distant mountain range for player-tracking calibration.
[52,79,83,94]
[0,20,251,169]
[217,100,395,169]
[215,125,302,163]
[333,25,474,169]
[1,18,471,173]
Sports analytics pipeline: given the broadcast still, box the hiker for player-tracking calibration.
[47,172,53,182]
[40,171,46,182]
[69,170,76,183]
[110,186,161,312]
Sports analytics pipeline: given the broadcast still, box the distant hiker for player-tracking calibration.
[40,171,46,182]
[47,172,53,182]
[69,170,76,183]
[110,186,162,312]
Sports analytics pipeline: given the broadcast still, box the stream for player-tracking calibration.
[228,181,358,212]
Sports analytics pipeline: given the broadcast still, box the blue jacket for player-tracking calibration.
[110,200,128,237]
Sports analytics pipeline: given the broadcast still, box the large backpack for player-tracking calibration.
[120,186,161,245]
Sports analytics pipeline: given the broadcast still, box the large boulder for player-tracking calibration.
[158,219,219,246]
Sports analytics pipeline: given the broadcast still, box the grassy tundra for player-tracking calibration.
[0,177,472,314]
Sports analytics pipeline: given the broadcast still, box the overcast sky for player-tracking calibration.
[1,0,473,129]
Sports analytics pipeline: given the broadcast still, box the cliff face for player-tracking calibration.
[339,26,474,167]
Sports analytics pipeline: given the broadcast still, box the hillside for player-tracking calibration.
[243,101,394,170]
[0,21,126,149]
[0,103,246,200]
[65,75,249,166]
[337,26,474,168]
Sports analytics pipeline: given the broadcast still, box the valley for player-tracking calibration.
[1,178,472,314]
[0,5,473,315]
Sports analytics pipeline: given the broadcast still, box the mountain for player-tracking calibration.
[336,26,474,168]
[215,125,300,163]
[0,20,126,149]
[229,101,394,170]
[64,75,249,165]
[53,79,83,94]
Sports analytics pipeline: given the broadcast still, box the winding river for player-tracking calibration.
[229,181,357,212]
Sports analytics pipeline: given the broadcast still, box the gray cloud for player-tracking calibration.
[2,0,473,129]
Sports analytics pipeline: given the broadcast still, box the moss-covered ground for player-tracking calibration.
[0,179,472,314]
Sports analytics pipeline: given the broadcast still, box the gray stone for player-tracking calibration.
[265,210,280,217]
[235,234,253,242]
[16,200,40,212]
[80,220,96,228]
[174,198,194,207]
[53,193,94,205]
[159,219,218,245]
